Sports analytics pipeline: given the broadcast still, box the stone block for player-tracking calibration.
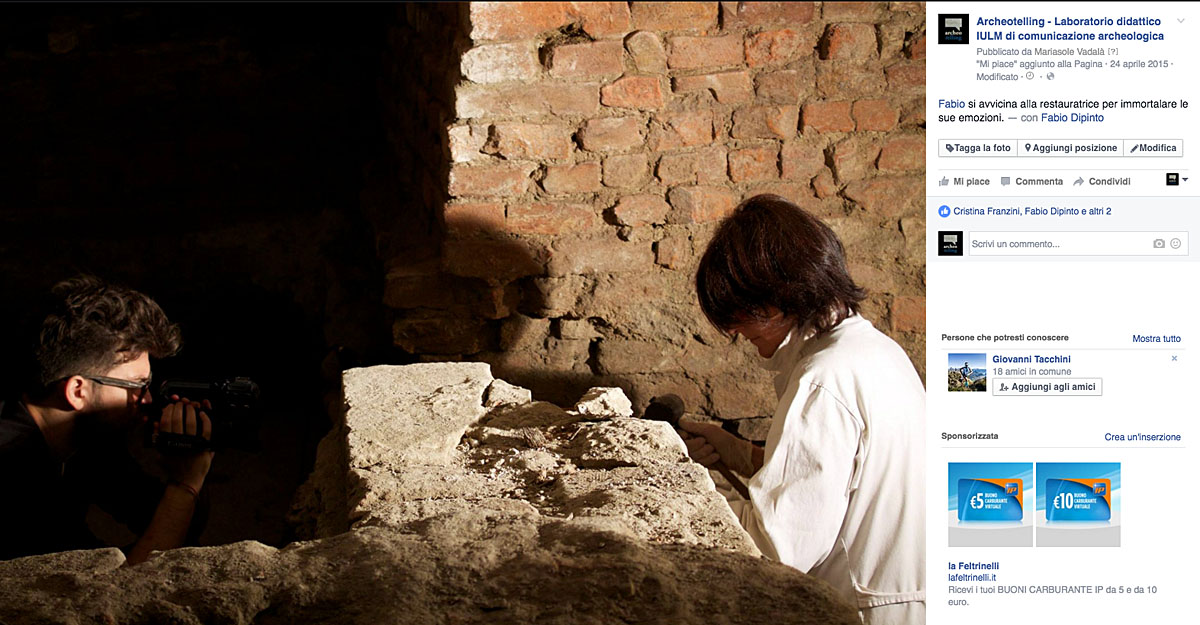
[603,153,651,188]
[550,40,626,79]
[728,145,779,182]
[667,35,744,70]
[626,30,668,72]
[731,105,799,139]
[461,42,541,83]
[449,162,538,198]
[613,194,671,226]
[601,76,665,110]
[744,29,802,67]
[801,101,854,133]
[631,2,719,31]
[579,117,646,153]
[508,202,600,235]
[543,162,603,194]
[672,71,753,104]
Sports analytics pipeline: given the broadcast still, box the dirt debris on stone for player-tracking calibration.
[0,363,859,625]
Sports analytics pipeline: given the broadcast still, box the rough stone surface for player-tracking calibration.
[0,364,864,625]
[572,386,635,419]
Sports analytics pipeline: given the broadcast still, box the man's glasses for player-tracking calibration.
[83,375,153,403]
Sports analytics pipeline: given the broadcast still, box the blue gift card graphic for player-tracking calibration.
[958,478,1024,521]
[1045,478,1111,522]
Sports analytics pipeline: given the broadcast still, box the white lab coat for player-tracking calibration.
[731,314,926,624]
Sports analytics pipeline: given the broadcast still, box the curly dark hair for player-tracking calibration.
[22,275,181,397]
[695,194,866,336]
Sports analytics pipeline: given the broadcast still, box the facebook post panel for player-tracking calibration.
[928,2,1197,622]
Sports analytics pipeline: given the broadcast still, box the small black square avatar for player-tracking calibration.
[1166,173,1180,186]
[938,14,970,44]
[938,231,964,256]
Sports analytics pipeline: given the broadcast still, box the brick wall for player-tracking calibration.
[385,2,926,428]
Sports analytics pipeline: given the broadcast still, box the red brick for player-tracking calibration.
[822,2,885,21]
[457,83,600,118]
[656,152,698,186]
[891,2,924,13]
[603,153,650,188]
[654,232,691,269]
[755,69,807,103]
[812,167,838,198]
[543,162,602,194]
[668,186,738,223]
[487,123,573,161]
[442,237,547,280]
[613,194,670,226]
[696,146,729,184]
[802,101,854,133]
[579,117,646,153]
[891,295,924,333]
[885,61,925,91]
[444,201,505,235]
[570,1,632,37]
[550,41,625,79]
[816,62,887,98]
[820,23,877,60]
[667,35,743,69]
[508,202,600,235]
[649,111,715,150]
[626,31,667,72]
[448,125,488,163]
[745,29,802,67]
[461,43,541,84]
[831,137,880,182]
[470,2,572,41]
[449,162,537,197]
[631,2,718,32]
[672,71,753,104]
[547,237,656,276]
[781,141,824,180]
[843,176,922,217]
[722,2,815,28]
[731,105,799,139]
[728,145,779,182]
[600,76,665,109]
[852,99,899,131]
[877,135,925,172]
[908,32,926,59]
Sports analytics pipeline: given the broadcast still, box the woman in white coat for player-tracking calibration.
[680,194,926,625]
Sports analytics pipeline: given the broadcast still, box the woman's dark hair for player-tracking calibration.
[21,275,182,397]
[696,194,865,336]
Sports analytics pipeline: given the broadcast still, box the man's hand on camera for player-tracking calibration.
[156,397,215,492]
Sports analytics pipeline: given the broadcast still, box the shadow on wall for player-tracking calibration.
[387,209,764,428]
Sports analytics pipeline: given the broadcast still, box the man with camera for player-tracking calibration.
[0,275,213,564]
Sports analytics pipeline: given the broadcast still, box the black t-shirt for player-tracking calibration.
[0,399,164,560]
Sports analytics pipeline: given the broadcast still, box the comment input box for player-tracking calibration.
[968,231,1189,256]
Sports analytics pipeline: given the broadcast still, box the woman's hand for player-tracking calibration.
[678,420,757,476]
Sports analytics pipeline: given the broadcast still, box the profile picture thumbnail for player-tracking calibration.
[948,353,986,392]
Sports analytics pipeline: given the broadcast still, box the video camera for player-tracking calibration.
[146,377,261,453]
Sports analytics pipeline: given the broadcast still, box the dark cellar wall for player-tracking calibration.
[0,5,398,545]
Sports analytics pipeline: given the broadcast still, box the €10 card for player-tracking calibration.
[1045,478,1112,522]
[957,478,1024,521]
